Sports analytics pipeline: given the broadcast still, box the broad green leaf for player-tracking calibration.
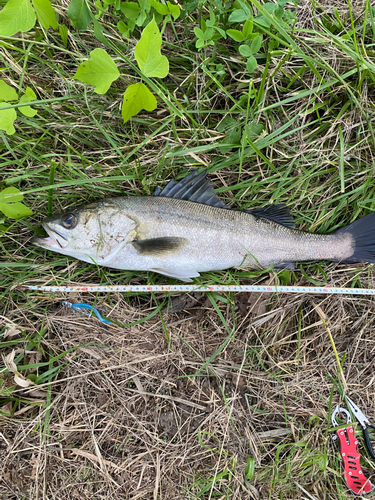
[167,1,180,19]
[32,0,58,29]
[243,18,253,37]
[117,20,129,37]
[67,0,91,30]
[250,34,262,53]
[246,122,264,141]
[246,55,257,73]
[0,187,33,219]
[0,103,16,135]
[91,12,106,45]
[150,0,168,15]
[239,44,252,57]
[74,48,120,94]
[135,9,147,26]
[18,87,37,117]
[59,23,68,47]
[134,18,169,78]
[0,0,36,36]
[120,1,140,18]
[121,82,157,123]
[0,201,33,218]
[0,81,18,101]
[0,187,23,203]
[226,29,244,42]
[139,0,150,11]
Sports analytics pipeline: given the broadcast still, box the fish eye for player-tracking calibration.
[61,213,78,229]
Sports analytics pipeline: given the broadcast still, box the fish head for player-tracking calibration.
[32,201,137,264]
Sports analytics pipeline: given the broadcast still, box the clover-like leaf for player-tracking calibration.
[251,34,262,53]
[0,0,36,36]
[134,18,169,78]
[121,82,157,123]
[0,187,33,218]
[32,0,58,29]
[0,81,18,102]
[243,18,253,37]
[0,103,17,135]
[246,55,257,73]
[226,29,244,42]
[228,9,249,23]
[18,87,38,117]
[239,44,252,57]
[74,48,120,94]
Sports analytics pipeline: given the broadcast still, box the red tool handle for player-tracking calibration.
[335,426,374,495]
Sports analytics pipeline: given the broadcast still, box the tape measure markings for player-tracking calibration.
[21,284,375,295]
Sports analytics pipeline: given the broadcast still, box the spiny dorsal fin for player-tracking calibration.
[131,237,188,257]
[247,204,295,229]
[152,170,228,208]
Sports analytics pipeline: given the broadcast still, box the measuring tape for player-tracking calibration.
[21,284,375,295]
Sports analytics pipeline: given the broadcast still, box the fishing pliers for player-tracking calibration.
[346,396,375,461]
[331,399,375,495]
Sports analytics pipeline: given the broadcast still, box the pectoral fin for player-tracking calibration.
[273,262,297,270]
[148,267,200,282]
[131,237,188,257]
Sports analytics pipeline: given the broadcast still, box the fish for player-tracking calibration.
[31,170,375,281]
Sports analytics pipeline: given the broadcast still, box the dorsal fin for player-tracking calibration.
[152,170,227,208]
[247,204,295,228]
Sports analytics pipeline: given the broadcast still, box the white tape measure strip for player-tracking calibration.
[22,284,375,295]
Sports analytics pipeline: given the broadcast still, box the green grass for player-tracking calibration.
[1,0,375,498]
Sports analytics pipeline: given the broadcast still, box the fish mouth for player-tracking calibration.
[31,223,70,250]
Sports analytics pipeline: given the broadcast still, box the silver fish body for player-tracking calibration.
[32,170,375,281]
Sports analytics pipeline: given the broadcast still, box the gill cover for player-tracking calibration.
[33,201,137,264]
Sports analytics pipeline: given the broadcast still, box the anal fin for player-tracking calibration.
[148,268,200,282]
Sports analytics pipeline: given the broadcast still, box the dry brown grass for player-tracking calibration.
[2,266,375,499]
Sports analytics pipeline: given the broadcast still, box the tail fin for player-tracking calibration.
[337,211,375,263]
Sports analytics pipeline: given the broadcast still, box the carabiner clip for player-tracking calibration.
[331,405,352,427]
